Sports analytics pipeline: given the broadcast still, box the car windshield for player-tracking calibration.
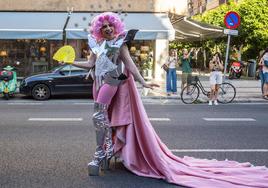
[49,64,88,74]
[49,65,64,73]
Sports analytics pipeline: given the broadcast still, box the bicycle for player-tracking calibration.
[180,76,236,104]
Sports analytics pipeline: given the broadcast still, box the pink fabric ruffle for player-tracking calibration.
[108,73,268,188]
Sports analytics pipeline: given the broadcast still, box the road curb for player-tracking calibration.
[141,95,268,103]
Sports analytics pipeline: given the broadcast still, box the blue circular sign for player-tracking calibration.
[224,11,240,29]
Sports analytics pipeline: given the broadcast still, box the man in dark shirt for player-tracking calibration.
[180,48,193,92]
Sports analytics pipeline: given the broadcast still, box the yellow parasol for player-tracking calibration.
[53,45,75,64]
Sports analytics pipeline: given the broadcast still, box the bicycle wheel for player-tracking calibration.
[181,84,200,104]
[218,82,236,104]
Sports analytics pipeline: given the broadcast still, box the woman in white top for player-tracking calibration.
[166,49,178,95]
[209,52,224,105]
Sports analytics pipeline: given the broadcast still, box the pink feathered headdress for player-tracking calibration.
[90,12,125,41]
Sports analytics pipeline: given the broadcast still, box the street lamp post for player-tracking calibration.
[63,8,73,45]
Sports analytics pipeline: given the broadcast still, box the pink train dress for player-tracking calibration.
[106,72,268,188]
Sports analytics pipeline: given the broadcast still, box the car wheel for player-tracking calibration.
[32,84,51,100]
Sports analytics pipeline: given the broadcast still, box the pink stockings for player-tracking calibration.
[88,83,118,175]
[93,83,118,105]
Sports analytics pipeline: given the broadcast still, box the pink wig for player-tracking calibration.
[90,12,125,41]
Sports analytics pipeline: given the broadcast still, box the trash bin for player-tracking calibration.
[247,59,256,77]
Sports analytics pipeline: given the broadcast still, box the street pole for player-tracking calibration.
[62,8,73,45]
[223,11,240,81]
[223,34,231,81]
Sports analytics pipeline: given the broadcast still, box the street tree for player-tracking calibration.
[194,0,268,60]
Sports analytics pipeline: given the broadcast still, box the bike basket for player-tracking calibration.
[191,76,199,84]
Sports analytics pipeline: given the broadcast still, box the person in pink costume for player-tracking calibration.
[71,12,268,187]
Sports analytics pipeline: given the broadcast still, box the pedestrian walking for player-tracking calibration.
[165,49,177,96]
[208,52,224,105]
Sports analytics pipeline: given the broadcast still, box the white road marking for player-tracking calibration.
[203,118,256,122]
[28,118,83,121]
[8,102,43,105]
[171,149,268,153]
[73,102,94,105]
[2,101,268,106]
[149,118,170,121]
[26,117,168,122]
[233,102,268,105]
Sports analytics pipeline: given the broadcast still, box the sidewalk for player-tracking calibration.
[14,73,267,103]
[139,73,267,103]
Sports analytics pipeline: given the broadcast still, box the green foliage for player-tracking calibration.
[169,42,195,52]
[194,1,237,27]
[141,59,152,70]
[238,0,268,50]
[140,54,153,70]
[191,0,268,59]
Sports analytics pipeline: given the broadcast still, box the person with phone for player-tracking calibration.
[209,52,224,105]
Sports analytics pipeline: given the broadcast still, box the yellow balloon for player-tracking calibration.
[53,45,75,64]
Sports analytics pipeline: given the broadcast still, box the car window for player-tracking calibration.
[69,65,88,76]
[56,65,88,76]
[70,69,88,75]
[59,65,71,75]
[50,66,61,73]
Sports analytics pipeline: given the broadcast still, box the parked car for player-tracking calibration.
[20,64,93,100]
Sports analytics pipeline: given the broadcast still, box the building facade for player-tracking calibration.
[0,0,188,81]
[187,0,239,16]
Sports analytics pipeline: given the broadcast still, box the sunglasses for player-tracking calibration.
[101,23,114,29]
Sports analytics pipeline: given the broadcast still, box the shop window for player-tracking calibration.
[32,61,48,73]
[0,39,52,76]
[0,40,26,76]
[128,40,154,78]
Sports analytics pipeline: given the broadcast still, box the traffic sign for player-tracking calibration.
[224,11,240,29]
[224,29,238,36]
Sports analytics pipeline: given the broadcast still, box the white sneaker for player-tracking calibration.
[214,101,218,105]
[208,101,213,105]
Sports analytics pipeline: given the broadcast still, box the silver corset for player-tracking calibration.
[88,34,126,90]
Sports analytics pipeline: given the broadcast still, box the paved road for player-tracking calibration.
[0,100,268,188]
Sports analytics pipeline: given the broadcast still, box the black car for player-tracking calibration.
[20,64,93,100]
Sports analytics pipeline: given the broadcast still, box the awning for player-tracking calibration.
[66,13,175,40]
[172,16,224,41]
[0,12,174,41]
[0,12,67,40]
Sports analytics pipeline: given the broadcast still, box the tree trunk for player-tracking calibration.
[203,48,207,70]
[238,44,243,61]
